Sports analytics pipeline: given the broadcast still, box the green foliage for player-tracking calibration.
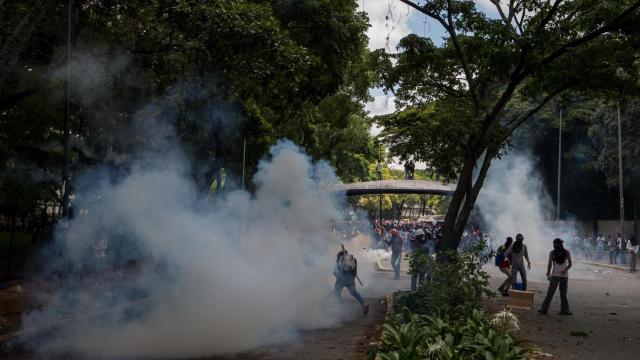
[375,243,526,359]
[1,0,377,212]
[372,0,640,249]
[398,244,492,321]
[377,308,527,360]
[407,250,432,276]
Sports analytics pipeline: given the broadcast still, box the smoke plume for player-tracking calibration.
[20,137,352,358]
[476,153,570,261]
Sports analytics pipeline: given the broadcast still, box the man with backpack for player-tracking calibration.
[334,247,369,315]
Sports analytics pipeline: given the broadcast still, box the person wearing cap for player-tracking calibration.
[385,228,403,280]
[539,238,573,315]
[410,229,430,290]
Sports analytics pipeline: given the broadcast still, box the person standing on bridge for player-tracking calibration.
[376,161,383,180]
[386,228,403,280]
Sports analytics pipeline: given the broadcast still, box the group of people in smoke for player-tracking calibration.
[565,232,639,273]
[496,234,574,315]
[334,215,638,316]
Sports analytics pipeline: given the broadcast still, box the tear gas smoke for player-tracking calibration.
[476,153,575,262]
[21,139,356,358]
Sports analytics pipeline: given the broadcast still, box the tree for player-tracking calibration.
[1,0,377,216]
[585,100,640,224]
[375,0,640,252]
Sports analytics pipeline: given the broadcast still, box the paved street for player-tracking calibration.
[486,261,640,360]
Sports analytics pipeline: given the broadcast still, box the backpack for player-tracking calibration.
[339,254,357,272]
[494,246,505,267]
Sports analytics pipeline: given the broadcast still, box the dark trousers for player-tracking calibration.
[391,251,402,279]
[540,276,569,313]
[610,250,617,264]
[411,272,425,291]
[630,252,637,272]
[619,249,627,264]
[334,277,364,306]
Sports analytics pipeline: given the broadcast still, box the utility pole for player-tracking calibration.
[61,0,72,217]
[556,107,562,221]
[378,142,382,224]
[241,138,246,190]
[617,103,625,234]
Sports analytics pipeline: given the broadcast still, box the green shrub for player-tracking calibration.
[376,308,527,360]
[376,242,528,359]
[399,242,492,321]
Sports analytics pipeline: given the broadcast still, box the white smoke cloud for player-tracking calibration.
[19,135,362,357]
[476,153,573,262]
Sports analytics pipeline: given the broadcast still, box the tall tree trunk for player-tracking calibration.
[440,156,477,252]
[440,148,493,255]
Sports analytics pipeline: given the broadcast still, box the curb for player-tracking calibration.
[385,292,395,320]
[582,261,630,271]
[374,292,396,360]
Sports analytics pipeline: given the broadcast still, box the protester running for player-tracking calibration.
[334,247,369,315]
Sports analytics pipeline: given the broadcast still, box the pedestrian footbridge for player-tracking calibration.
[331,180,456,196]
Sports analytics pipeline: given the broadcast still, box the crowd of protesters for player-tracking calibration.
[564,231,639,272]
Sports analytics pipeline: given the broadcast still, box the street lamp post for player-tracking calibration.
[617,103,625,234]
[61,0,72,217]
[556,107,562,221]
[379,145,382,224]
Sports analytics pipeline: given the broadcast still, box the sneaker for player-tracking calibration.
[501,291,510,297]
[538,309,547,315]
[558,311,573,315]
[362,303,370,315]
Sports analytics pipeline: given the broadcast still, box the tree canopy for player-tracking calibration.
[375,0,640,251]
[0,0,378,218]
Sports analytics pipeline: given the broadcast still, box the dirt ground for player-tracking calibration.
[485,261,640,360]
[204,270,407,360]
[0,269,407,360]
[3,256,639,359]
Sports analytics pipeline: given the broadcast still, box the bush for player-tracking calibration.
[376,308,527,360]
[400,242,492,321]
[375,242,528,360]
